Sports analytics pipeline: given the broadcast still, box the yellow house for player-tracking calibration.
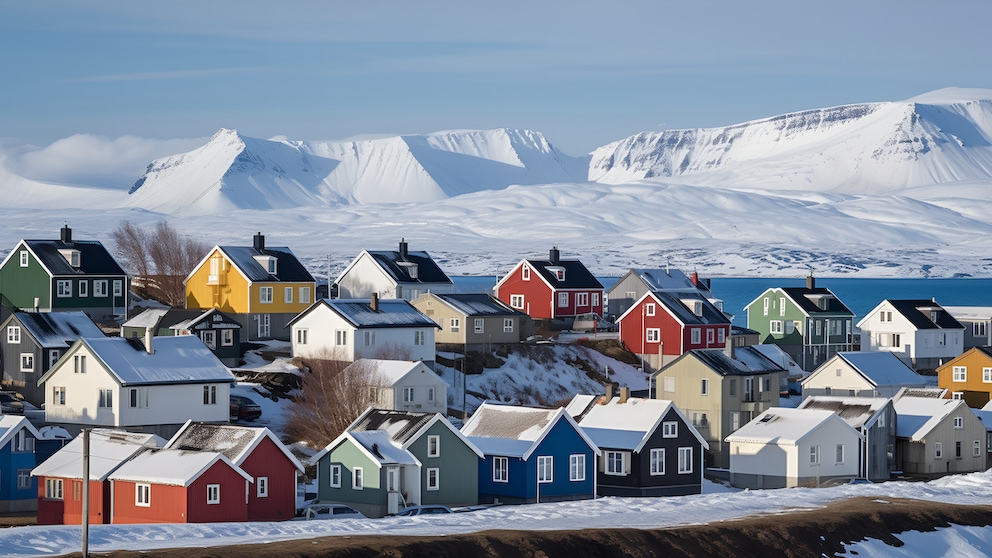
[937,347,992,408]
[185,233,316,341]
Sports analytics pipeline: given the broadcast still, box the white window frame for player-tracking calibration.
[73,354,86,374]
[569,454,585,482]
[257,476,268,498]
[136,483,150,507]
[662,421,678,438]
[558,292,569,308]
[299,286,311,304]
[113,280,123,296]
[129,387,148,409]
[414,330,425,346]
[953,366,967,382]
[7,326,20,344]
[202,330,217,349]
[605,451,626,476]
[78,280,88,298]
[284,287,293,303]
[645,302,656,316]
[576,292,589,307]
[203,385,217,405]
[20,353,34,372]
[426,467,440,491]
[522,266,530,281]
[403,386,414,403]
[335,330,348,346]
[56,280,72,298]
[353,467,364,490]
[363,330,375,346]
[46,478,64,500]
[94,280,108,297]
[206,484,220,505]
[678,447,693,474]
[503,318,514,333]
[835,444,845,464]
[650,448,665,476]
[770,320,783,334]
[98,389,113,409]
[718,328,726,343]
[954,416,964,429]
[779,296,786,316]
[450,318,460,333]
[19,250,28,267]
[537,455,553,483]
[427,386,436,402]
[509,295,524,309]
[296,328,308,346]
[259,287,273,304]
[330,464,342,488]
[975,440,982,457]
[691,328,701,344]
[701,378,709,396]
[935,442,943,459]
[646,328,660,343]
[221,329,234,347]
[809,445,821,465]
[493,456,508,483]
[763,297,769,316]
[474,318,484,334]
[427,435,440,458]
[707,329,714,344]
[52,386,66,406]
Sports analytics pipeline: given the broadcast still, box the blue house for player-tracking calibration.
[461,402,600,505]
[0,415,43,512]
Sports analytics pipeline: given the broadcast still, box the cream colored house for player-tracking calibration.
[411,292,527,350]
[801,351,927,399]
[893,395,986,477]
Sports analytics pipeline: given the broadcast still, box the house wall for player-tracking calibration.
[49,275,129,323]
[36,476,66,525]
[240,436,299,522]
[619,297,729,371]
[859,304,963,370]
[337,253,400,299]
[43,344,119,426]
[316,440,386,518]
[388,367,447,414]
[117,382,232,427]
[0,442,37,512]
[899,409,986,476]
[59,480,110,525]
[186,249,248,315]
[864,406,898,481]
[413,296,522,347]
[728,441,790,489]
[605,271,644,319]
[112,462,248,524]
[801,357,876,398]
[0,243,52,311]
[407,421,479,507]
[1,317,49,406]
[496,262,554,320]
[793,419,861,485]
[959,318,992,349]
[292,306,435,363]
[937,349,992,407]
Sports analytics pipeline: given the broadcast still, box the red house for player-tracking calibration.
[618,290,731,371]
[495,247,604,321]
[108,449,252,524]
[33,430,164,525]
[165,421,304,522]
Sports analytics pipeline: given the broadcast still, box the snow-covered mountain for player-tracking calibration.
[124,128,587,214]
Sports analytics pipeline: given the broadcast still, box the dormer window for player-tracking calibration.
[253,255,277,275]
[58,249,80,268]
[547,266,565,281]
[398,261,419,279]
[522,266,530,281]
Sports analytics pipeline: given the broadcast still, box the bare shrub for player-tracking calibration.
[111,220,210,306]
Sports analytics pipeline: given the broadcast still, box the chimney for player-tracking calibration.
[690,271,699,286]
[399,238,409,260]
[806,274,815,289]
[549,246,560,264]
[60,224,72,244]
[370,292,379,311]
[253,232,265,251]
[603,384,614,403]
[144,328,154,354]
[619,386,630,404]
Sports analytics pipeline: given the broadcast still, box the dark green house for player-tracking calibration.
[0,226,128,324]
[310,409,483,518]
[122,307,242,367]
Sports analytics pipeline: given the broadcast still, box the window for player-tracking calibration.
[953,392,964,400]
[203,385,217,405]
[954,416,964,429]
[20,353,34,372]
[592,293,600,307]
[7,326,20,343]
[729,379,737,396]
[730,411,741,432]
[46,478,64,500]
[605,451,626,475]
[281,287,292,304]
[202,330,217,349]
[17,469,31,490]
[257,476,268,497]
[706,329,714,344]
[975,440,982,457]
[691,328,701,344]
[763,297,769,316]
[569,454,585,481]
[353,467,364,490]
[48,349,60,368]
[509,295,524,309]
[558,292,569,307]
[136,483,150,506]
[427,435,440,457]
[576,292,589,307]
[363,330,375,346]
[266,258,277,274]
[953,366,966,382]
[645,303,656,316]
[891,333,901,347]
[330,464,342,488]
[646,328,660,343]
[663,376,675,393]
[678,447,693,474]
[299,286,311,304]
[815,321,822,336]
[19,250,28,267]
[829,320,843,336]
[94,280,108,297]
[403,387,414,403]
[522,266,530,281]
[113,280,123,296]
[259,287,273,303]
[52,386,66,406]
[779,297,786,316]
[474,318,484,334]
[73,355,86,374]
[57,280,71,297]
[78,281,88,297]
[553,268,565,281]
[98,389,113,409]
[836,444,845,464]
[974,321,988,337]
[701,378,709,396]
[426,468,440,491]
[807,445,822,466]
[14,429,34,453]
[450,318,460,333]
[503,318,514,333]
[493,456,508,482]
[335,330,348,346]
[662,421,678,438]
[296,328,308,345]
[939,333,946,346]
[129,388,148,409]
[719,328,727,343]
[427,387,436,402]
[770,320,783,334]
[537,456,553,483]
[207,484,220,504]
[650,448,665,476]
[785,321,796,335]
[414,330,425,346]
[221,329,234,346]
[935,442,943,459]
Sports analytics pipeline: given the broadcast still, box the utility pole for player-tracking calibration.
[82,428,90,558]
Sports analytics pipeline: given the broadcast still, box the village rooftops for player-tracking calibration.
[892,397,969,441]
[682,347,787,377]
[211,244,314,283]
[726,408,859,445]
[289,299,440,329]
[165,421,304,471]
[14,237,125,277]
[566,395,708,452]
[885,299,965,330]
[109,448,251,487]
[798,396,892,430]
[424,293,526,317]
[830,352,927,388]
[9,311,103,348]
[32,430,164,481]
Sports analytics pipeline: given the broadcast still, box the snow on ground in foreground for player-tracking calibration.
[839,524,992,557]
[5,470,992,557]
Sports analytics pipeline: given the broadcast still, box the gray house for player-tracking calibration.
[123,308,243,366]
[411,292,528,351]
[606,267,724,321]
[798,396,897,481]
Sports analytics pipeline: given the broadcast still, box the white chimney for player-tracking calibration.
[144,328,154,354]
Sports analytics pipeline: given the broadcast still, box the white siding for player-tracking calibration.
[337,253,400,299]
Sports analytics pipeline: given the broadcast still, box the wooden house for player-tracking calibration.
[942,306,992,349]
[349,359,449,415]
[494,247,604,325]
[936,347,992,408]
[801,351,927,399]
[798,396,897,481]
[336,239,454,301]
[893,395,986,477]
[411,292,527,350]
[0,416,43,513]
[605,267,725,321]
[857,299,965,372]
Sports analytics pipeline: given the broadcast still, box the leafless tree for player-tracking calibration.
[110,221,151,296]
[111,220,210,306]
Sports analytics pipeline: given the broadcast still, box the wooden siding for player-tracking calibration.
[112,461,248,524]
[495,262,603,320]
[0,243,52,311]
[0,443,38,508]
[937,348,992,407]
[407,422,479,507]
[240,436,298,521]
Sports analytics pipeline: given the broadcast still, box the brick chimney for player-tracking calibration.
[619,386,630,404]
[549,246,560,264]
[690,271,699,286]
[253,232,265,251]
[370,292,379,311]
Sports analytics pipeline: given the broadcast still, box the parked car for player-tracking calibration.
[230,395,262,422]
[0,392,24,414]
[396,505,453,516]
[572,312,616,333]
[294,503,366,520]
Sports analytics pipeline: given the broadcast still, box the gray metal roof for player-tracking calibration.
[426,293,526,317]
[681,347,786,377]
[349,409,435,445]
[218,245,314,283]
[10,311,104,349]
[301,299,439,329]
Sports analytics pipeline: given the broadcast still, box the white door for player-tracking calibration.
[386,467,401,515]
[257,314,270,338]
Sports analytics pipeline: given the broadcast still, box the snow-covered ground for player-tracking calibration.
[3,471,991,557]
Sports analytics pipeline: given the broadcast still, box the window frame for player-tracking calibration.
[20,353,34,372]
[493,456,508,483]
[953,366,967,382]
[662,421,678,438]
[427,435,440,458]
[206,484,221,505]
[257,476,268,498]
[426,467,440,491]
[558,292,569,308]
[94,280,108,297]
[330,464,342,488]
[259,286,273,304]
[605,451,626,476]
[352,467,364,490]
[569,454,585,482]
[56,280,72,298]
[678,447,693,474]
[509,295,524,309]
[46,478,64,500]
[650,448,665,476]
[7,326,20,344]
[646,328,660,343]
[537,455,554,483]
[136,483,151,507]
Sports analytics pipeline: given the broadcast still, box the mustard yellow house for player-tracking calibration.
[937,346,992,408]
[185,233,316,341]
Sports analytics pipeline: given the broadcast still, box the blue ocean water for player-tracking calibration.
[452,276,992,327]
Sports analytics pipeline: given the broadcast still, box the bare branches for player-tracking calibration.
[111,220,210,306]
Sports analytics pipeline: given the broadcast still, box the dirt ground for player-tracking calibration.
[47,496,992,558]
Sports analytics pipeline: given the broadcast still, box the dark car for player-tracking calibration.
[396,505,452,516]
[0,392,24,415]
[230,395,262,422]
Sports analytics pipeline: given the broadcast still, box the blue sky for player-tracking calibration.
[2,0,991,157]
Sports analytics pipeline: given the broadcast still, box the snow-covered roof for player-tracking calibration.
[798,396,891,430]
[461,402,599,459]
[974,409,992,432]
[726,407,857,445]
[40,336,235,387]
[418,293,525,318]
[672,347,785,378]
[121,308,170,329]
[0,415,42,452]
[579,427,646,451]
[165,421,304,472]
[350,359,449,388]
[566,395,708,452]
[9,311,103,349]
[893,397,969,441]
[349,430,419,466]
[109,448,251,487]
[750,344,805,378]
[943,306,992,321]
[32,429,164,481]
[465,436,533,458]
[834,352,927,388]
[289,299,439,329]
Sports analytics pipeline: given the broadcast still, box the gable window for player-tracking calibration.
[953,366,967,382]
[954,416,964,429]
[763,298,769,316]
[136,483,150,506]
[835,444,845,464]
[576,292,589,307]
[809,445,821,465]
[974,321,988,337]
[691,328,701,344]
[296,328,308,346]
[558,292,569,308]
[414,330,425,346]
[299,286,311,304]
[74,354,86,374]
[427,386,436,402]
[426,468,440,491]
[353,467,364,490]
[662,421,678,438]
[935,442,943,459]
[48,349,60,368]
[646,328,660,343]
[13,429,35,453]
[537,456,553,483]
[52,386,66,406]
[678,447,693,473]
[645,303,656,316]
[701,378,709,396]
[260,287,273,304]
[57,280,72,298]
[202,330,217,349]
[664,376,675,393]
[522,266,530,281]
[19,250,28,267]
[770,320,783,334]
[330,464,342,488]
[474,318,484,334]
[203,385,217,405]
[206,484,221,505]
[257,476,268,498]
[427,435,440,457]
[503,318,514,333]
[569,454,585,481]
[221,329,234,347]
[335,330,348,346]
[363,330,375,346]
[7,326,20,343]
[46,478,64,500]
[509,295,524,309]
[78,281,88,298]
[605,451,626,476]
[650,448,665,475]
[493,456,508,482]
[94,280,108,297]
[284,287,293,304]
[98,389,113,409]
[450,318,460,333]
[403,386,414,403]
[20,353,34,372]
[975,440,982,457]
[779,297,786,316]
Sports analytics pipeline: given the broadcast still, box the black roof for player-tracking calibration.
[780,287,853,315]
[350,409,435,444]
[428,293,527,317]
[887,299,964,330]
[219,245,315,283]
[366,250,452,285]
[23,239,126,277]
[525,258,603,290]
[651,290,729,325]
[682,347,786,377]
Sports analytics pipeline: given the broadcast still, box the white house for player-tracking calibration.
[801,352,928,399]
[335,239,453,301]
[726,407,863,489]
[942,306,992,349]
[798,396,897,481]
[352,359,449,414]
[288,297,439,363]
[37,335,235,436]
[858,299,965,371]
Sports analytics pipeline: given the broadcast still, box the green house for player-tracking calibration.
[744,276,855,372]
[310,408,483,518]
[0,226,128,324]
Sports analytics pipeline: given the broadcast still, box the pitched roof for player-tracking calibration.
[9,311,103,349]
[217,245,314,283]
[32,429,164,481]
[348,359,449,388]
[666,347,785,378]
[349,408,437,445]
[0,415,42,452]
[523,257,603,290]
[798,396,892,430]
[20,238,126,277]
[461,402,599,460]
[39,336,235,386]
[168,308,241,331]
[164,421,304,471]
[289,298,439,329]
[780,287,854,315]
[109,448,252,486]
[943,306,992,322]
[893,396,970,440]
[364,248,453,285]
[122,308,201,330]
[886,300,964,330]
[619,268,715,296]
[420,293,526,318]
[726,407,859,445]
[832,352,927,388]
[566,395,708,452]
[626,290,729,326]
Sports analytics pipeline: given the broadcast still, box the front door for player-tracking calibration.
[386,466,402,515]
[257,314,270,339]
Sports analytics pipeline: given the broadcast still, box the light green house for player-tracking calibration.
[744,276,855,372]
[310,408,483,517]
